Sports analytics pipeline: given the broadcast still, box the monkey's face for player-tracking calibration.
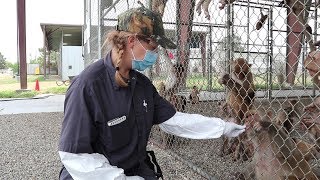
[304,51,320,77]
[244,110,272,136]
[232,58,252,80]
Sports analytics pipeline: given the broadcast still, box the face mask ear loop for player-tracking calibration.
[131,48,137,60]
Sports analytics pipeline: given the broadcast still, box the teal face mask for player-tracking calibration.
[131,40,158,71]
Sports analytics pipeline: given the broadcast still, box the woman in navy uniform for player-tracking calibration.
[59,6,246,180]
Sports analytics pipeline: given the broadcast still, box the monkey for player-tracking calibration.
[244,109,318,180]
[285,0,315,51]
[301,97,320,147]
[218,58,255,161]
[306,24,313,35]
[303,51,320,88]
[218,58,255,124]
[218,0,236,10]
[151,0,168,17]
[158,81,166,97]
[272,100,320,162]
[256,11,268,30]
[189,85,200,104]
[196,0,212,20]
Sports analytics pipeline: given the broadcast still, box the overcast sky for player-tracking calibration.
[0,0,83,63]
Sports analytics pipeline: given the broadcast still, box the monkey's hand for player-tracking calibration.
[223,121,246,137]
[253,121,271,133]
[218,73,230,85]
[219,0,235,10]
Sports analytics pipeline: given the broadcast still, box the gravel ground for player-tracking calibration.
[0,112,206,180]
[1,98,315,180]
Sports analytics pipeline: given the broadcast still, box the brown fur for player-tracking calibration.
[304,51,320,89]
[245,110,318,180]
[151,0,168,17]
[196,0,212,20]
[301,97,320,147]
[218,58,255,161]
[189,86,200,104]
[219,58,255,124]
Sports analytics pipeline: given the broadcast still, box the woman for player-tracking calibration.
[59,6,245,180]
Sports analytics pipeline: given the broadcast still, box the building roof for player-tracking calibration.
[40,23,82,51]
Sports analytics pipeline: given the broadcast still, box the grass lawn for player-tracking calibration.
[0,75,69,98]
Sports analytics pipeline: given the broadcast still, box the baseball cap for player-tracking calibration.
[116,7,177,49]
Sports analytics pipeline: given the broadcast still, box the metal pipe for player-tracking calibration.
[313,6,318,96]
[101,0,121,19]
[98,0,101,59]
[208,26,212,91]
[268,8,273,99]
[247,5,250,61]
[226,4,231,74]
[17,0,27,89]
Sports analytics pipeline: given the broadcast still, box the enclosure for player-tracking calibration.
[84,0,320,179]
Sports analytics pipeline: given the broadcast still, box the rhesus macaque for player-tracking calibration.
[245,110,318,180]
[151,0,168,17]
[218,58,255,124]
[218,0,236,10]
[304,51,320,88]
[273,100,319,161]
[284,0,315,51]
[158,81,166,97]
[301,97,320,146]
[189,85,200,104]
[218,58,255,161]
[196,0,212,20]
[256,11,268,30]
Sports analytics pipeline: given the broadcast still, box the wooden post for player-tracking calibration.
[17,0,27,89]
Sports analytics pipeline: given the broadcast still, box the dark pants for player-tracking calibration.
[59,164,158,180]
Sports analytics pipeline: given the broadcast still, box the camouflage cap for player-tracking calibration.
[117,7,177,49]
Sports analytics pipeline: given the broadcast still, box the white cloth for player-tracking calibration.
[59,112,245,179]
[59,151,144,180]
[159,112,245,139]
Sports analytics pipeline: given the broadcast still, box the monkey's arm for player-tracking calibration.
[219,74,250,97]
[256,12,268,30]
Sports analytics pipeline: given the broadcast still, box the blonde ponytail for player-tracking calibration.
[104,30,131,87]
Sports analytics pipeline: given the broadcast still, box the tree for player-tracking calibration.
[29,48,59,69]
[216,35,245,52]
[6,62,19,74]
[0,52,7,69]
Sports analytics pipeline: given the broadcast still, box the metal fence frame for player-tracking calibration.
[83,0,320,179]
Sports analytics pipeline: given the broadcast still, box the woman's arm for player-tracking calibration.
[159,112,245,139]
[59,151,143,180]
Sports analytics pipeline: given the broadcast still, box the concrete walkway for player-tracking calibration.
[0,94,65,115]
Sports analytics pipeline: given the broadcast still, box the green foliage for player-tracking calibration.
[0,90,38,98]
[6,62,19,74]
[44,86,68,94]
[27,75,45,82]
[29,48,59,69]
[216,35,245,52]
[0,52,7,69]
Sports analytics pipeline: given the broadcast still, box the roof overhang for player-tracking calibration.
[40,23,83,51]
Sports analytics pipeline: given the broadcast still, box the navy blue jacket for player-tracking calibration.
[59,53,176,179]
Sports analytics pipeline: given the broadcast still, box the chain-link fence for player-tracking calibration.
[84,0,320,179]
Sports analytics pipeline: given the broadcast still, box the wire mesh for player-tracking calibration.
[84,0,320,179]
